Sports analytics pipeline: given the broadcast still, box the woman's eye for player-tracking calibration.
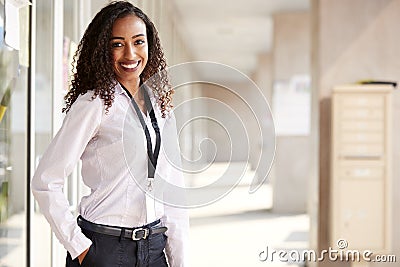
[135,39,145,45]
[111,42,123,48]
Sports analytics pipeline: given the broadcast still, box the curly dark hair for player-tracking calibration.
[63,1,173,117]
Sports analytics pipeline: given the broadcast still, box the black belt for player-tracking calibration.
[77,216,167,241]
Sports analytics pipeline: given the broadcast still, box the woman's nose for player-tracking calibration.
[124,43,136,59]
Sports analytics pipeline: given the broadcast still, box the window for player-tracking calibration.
[0,2,30,266]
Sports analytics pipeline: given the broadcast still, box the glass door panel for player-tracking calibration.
[0,2,30,266]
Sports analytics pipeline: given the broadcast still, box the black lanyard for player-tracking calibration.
[122,84,161,179]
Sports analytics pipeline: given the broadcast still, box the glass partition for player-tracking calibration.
[0,2,30,266]
[31,0,53,266]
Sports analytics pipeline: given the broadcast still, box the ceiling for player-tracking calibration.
[171,0,309,79]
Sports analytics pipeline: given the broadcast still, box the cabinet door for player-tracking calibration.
[335,179,385,250]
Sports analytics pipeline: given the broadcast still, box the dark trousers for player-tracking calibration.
[66,222,168,267]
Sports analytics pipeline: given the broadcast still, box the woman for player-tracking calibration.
[31,1,189,266]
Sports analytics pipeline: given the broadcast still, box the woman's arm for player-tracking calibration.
[163,205,190,267]
[31,93,103,259]
[161,113,190,267]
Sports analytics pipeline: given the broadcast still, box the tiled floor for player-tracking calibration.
[0,213,27,266]
[189,183,309,267]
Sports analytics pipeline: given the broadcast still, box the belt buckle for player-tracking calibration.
[131,228,149,241]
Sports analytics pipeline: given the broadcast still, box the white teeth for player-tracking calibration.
[121,61,140,69]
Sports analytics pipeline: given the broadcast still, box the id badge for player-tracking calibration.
[145,178,157,223]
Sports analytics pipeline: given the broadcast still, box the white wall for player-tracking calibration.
[271,11,311,213]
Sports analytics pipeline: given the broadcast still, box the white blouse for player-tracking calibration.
[31,83,189,266]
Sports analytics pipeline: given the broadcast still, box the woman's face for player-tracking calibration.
[110,15,148,85]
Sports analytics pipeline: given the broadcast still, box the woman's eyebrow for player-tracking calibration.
[110,34,145,40]
[132,33,145,39]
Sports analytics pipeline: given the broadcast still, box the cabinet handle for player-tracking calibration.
[341,155,381,160]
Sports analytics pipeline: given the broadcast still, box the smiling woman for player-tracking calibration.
[62,1,173,117]
[31,1,189,267]
[110,15,148,96]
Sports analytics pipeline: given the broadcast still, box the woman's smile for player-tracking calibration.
[120,60,141,72]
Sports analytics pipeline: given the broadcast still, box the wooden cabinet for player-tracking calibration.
[330,84,392,253]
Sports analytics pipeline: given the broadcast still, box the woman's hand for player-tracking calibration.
[78,247,90,264]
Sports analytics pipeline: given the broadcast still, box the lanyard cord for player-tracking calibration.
[122,84,161,179]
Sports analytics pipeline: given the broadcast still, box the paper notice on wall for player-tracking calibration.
[4,0,31,50]
[272,75,311,136]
